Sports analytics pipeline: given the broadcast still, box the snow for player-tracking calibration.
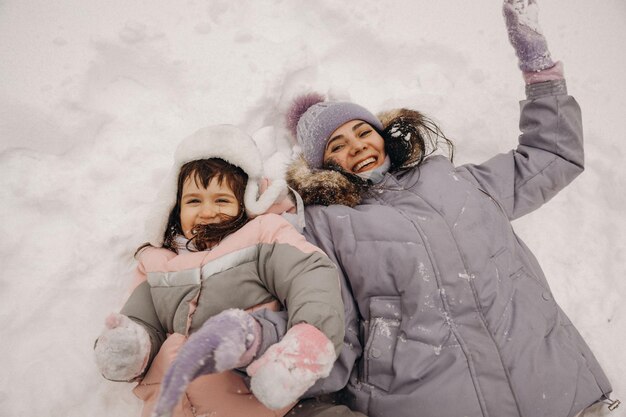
[0,0,624,415]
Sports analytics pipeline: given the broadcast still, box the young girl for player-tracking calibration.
[256,1,620,417]
[94,125,345,417]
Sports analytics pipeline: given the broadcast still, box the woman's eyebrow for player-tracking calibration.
[326,134,344,149]
[327,122,368,149]
[352,122,366,131]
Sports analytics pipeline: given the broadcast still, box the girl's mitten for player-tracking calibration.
[151,309,261,417]
[247,323,337,410]
[503,0,555,72]
[94,313,151,382]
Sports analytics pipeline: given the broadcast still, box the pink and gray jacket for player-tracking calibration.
[271,79,614,417]
[118,213,344,417]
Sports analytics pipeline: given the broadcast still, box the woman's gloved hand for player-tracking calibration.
[503,0,555,72]
[94,313,151,382]
[151,308,261,417]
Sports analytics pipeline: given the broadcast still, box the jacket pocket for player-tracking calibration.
[363,296,401,391]
[512,267,558,337]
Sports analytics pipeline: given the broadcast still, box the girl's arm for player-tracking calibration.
[251,210,363,398]
[255,214,345,354]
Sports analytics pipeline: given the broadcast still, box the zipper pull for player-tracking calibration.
[604,397,621,411]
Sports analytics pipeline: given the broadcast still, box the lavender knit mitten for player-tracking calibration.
[151,309,260,417]
[503,0,555,72]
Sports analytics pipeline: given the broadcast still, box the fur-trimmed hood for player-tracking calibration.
[287,109,448,207]
[145,125,287,247]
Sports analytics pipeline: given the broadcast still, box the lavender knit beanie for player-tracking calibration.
[286,93,383,168]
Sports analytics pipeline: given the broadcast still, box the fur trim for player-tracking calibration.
[285,93,325,138]
[286,157,366,208]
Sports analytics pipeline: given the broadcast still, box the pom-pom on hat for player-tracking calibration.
[286,93,383,168]
[144,125,287,246]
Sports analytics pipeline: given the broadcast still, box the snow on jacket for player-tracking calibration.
[270,79,612,417]
[119,213,345,417]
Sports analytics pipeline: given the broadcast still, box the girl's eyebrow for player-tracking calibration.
[213,192,236,199]
[183,192,235,199]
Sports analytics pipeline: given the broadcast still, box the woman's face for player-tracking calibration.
[179,175,240,239]
[323,120,386,173]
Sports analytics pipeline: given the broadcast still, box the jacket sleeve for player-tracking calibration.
[302,207,363,396]
[255,214,345,355]
[457,79,584,220]
[250,212,361,397]
[119,278,167,371]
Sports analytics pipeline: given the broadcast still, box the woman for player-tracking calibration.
[256,1,618,416]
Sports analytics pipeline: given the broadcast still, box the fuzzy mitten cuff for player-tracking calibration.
[94,313,151,382]
[247,323,337,410]
[523,60,564,84]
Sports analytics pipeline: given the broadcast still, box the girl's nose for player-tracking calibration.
[199,203,218,218]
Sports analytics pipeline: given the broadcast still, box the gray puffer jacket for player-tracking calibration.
[261,79,612,417]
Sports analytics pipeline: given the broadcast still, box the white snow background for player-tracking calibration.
[1,0,624,416]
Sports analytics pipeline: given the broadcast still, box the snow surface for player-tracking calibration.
[1,1,624,416]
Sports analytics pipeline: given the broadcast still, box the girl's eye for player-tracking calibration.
[185,199,201,204]
[216,198,232,204]
[359,129,372,137]
[331,144,344,153]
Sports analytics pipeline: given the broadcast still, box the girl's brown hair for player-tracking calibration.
[137,158,249,256]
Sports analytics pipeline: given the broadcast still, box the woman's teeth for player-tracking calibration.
[353,157,376,172]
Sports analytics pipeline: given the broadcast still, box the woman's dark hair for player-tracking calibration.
[380,109,454,170]
[136,158,249,256]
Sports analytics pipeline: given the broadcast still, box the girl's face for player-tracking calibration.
[180,175,240,239]
[323,120,386,173]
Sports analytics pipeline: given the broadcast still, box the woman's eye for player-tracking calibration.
[331,144,344,153]
[359,129,372,137]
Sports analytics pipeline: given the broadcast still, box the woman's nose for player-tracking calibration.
[348,138,367,155]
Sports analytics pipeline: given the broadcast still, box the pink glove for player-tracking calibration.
[247,323,337,410]
[94,313,151,382]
